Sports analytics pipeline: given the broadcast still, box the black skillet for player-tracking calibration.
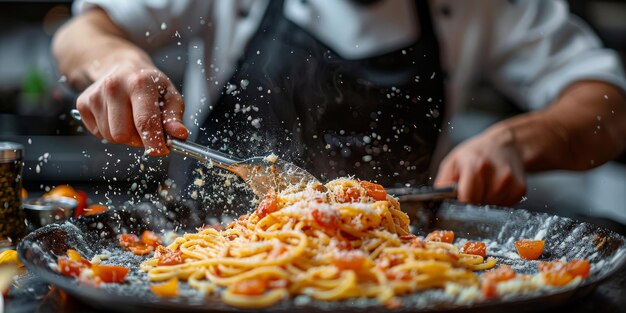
[17,198,626,313]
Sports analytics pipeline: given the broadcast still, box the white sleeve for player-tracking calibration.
[485,0,626,111]
[72,0,214,49]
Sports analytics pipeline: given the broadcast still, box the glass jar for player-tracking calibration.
[0,142,26,248]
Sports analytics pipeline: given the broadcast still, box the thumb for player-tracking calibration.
[162,83,189,140]
[434,158,459,187]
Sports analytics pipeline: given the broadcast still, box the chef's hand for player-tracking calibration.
[434,126,526,206]
[75,59,188,156]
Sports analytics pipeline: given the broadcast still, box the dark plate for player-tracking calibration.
[17,200,626,313]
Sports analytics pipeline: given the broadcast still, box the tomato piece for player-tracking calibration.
[566,259,590,278]
[425,230,455,243]
[482,265,516,283]
[311,208,340,229]
[57,256,88,277]
[359,181,387,201]
[463,242,487,258]
[73,190,88,217]
[230,278,268,295]
[155,246,183,266]
[91,264,129,283]
[481,281,498,299]
[150,278,179,297]
[543,271,574,287]
[339,187,361,203]
[141,231,161,248]
[45,185,77,199]
[66,249,91,267]
[256,189,279,218]
[332,251,366,271]
[538,261,565,272]
[128,245,152,256]
[119,234,140,248]
[514,239,545,260]
[84,204,107,216]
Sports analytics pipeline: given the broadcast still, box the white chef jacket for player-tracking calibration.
[73,0,626,141]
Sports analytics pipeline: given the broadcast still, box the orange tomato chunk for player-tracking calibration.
[231,278,268,295]
[141,230,161,247]
[57,256,88,277]
[84,204,107,216]
[514,239,545,260]
[155,246,183,266]
[482,265,516,283]
[543,271,574,287]
[425,230,455,243]
[566,259,590,278]
[463,242,487,258]
[311,208,340,229]
[256,189,279,218]
[91,264,129,283]
[359,181,387,201]
[118,234,140,248]
[332,251,367,271]
[150,278,179,297]
[66,249,91,267]
[339,187,361,203]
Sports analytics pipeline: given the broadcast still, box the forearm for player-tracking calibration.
[495,81,626,172]
[52,8,151,90]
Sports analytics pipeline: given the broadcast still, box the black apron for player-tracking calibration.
[197,0,445,188]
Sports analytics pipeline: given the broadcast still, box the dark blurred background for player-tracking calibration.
[0,0,624,226]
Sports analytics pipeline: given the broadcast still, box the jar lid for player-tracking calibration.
[0,142,24,161]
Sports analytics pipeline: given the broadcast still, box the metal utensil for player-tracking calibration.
[168,139,320,197]
[387,184,457,202]
[70,109,320,197]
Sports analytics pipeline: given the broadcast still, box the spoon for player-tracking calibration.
[70,109,320,197]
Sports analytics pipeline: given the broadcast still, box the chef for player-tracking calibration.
[53,0,626,206]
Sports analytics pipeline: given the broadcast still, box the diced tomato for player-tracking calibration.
[481,281,498,299]
[463,242,487,258]
[482,265,516,283]
[150,278,179,298]
[538,261,565,273]
[359,181,387,201]
[543,271,574,287]
[256,189,279,218]
[538,259,590,286]
[141,231,161,247]
[155,246,183,266]
[230,278,268,295]
[66,249,91,267]
[58,256,88,277]
[425,230,455,243]
[91,264,129,283]
[73,190,89,217]
[332,251,366,271]
[119,234,140,248]
[84,204,107,216]
[339,187,361,203]
[311,208,340,229]
[128,245,151,256]
[514,239,545,260]
[566,259,590,278]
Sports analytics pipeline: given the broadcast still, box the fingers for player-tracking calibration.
[161,83,189,140]
[435,151,526,206]
[128,73,169,156]
[102,77,143,147]
[76,90,100,138]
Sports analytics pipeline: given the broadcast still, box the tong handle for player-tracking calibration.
[167,139,242,166]
[70,109,241,167]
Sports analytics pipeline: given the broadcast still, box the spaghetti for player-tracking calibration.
[140,178,496,308]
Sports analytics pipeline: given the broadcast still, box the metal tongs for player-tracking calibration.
[168,139,319,197]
